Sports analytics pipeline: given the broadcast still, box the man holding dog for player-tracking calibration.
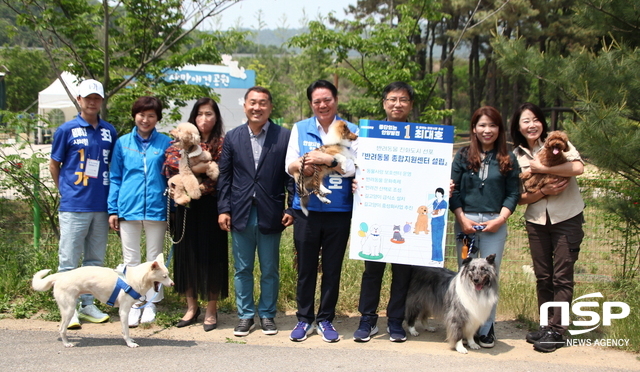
[286,79,359,343]
[218,86,293,337]
[352,82,415,343]
[49,79,117,328]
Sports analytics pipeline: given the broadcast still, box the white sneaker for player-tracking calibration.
[140,303,157,324]
[78,304,109,323]
[128,306,142,328]
[67,310,81,329]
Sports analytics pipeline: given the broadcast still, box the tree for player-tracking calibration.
[289,0,451,123]
[0,3,40,46]
[3,0,246,133]
[494,0,640,277]
[0,47,54,112]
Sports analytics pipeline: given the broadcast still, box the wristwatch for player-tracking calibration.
[329,157,338,168]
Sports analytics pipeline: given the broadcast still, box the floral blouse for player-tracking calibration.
[163,139,224,196]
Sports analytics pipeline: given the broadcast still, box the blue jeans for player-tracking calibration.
[58,211,109,306]
[232,206,281,319]
[455,212,507,337]
[431,216,445,262]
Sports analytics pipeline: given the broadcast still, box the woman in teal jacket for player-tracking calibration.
[107,96,172,326]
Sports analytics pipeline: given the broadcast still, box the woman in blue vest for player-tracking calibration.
[108,96,172,327]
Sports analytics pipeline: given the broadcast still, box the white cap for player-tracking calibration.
[78,79,104,98]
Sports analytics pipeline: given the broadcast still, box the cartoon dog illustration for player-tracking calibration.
[362,224,382,257]
[414,205,429,234]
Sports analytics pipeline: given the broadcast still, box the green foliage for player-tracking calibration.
[289,0,451,123]
[607,279,640,351]
[575,0,640,48]
[0,3,40,46]
[2,0,246,131]
[107,80,212,136]
[0,112,60,238]
[494,1,640,282]
[0,47,54,112]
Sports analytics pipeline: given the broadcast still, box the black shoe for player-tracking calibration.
[526,326,551,344]
[176,308,200,328]
[387,318,407,343]
[261,317,278,335]
[234,318,255,337]
[203,323,217,332]
[533,331,565,353]
[478,324,495,348]
[203,312,218,332]
[478,334,495,348]
[353,316,378,342]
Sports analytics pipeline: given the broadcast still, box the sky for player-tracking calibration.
[209,0,355,30]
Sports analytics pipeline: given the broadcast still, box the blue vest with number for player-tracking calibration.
[292,117,357,212]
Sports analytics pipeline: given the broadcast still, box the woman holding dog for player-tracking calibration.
[510,102,584,353]
[164,98,228,332]
[450,106,520,348]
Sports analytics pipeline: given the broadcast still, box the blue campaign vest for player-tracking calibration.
[292,117,358,212]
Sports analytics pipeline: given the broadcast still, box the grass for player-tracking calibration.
[0,197,638,353]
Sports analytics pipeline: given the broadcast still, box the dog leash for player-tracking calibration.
[165,187,187,244]
[457,232,479,259]
[296,153,328,199]
[130,191,181,310]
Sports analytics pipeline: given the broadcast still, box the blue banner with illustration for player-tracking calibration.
[349,120,454,267]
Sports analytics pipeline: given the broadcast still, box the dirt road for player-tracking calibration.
[1,312,637,371]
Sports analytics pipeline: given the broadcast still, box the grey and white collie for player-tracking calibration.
[405,254,498,353]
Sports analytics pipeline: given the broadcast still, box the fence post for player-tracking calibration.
[33,167,41,248]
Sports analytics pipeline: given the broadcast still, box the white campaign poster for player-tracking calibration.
[349,120,454,267]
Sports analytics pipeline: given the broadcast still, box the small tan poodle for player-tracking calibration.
[168,122,219,205]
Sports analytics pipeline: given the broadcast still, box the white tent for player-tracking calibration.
[38,71,80,110]
[37,72,80,143]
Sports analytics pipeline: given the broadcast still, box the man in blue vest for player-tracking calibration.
[286,80,358,343]
[353,82,415,343]
[49,79,117,329]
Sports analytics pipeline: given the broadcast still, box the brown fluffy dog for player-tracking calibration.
[520,130,570,193]
[168,122,219,205]
[293,120,358,216]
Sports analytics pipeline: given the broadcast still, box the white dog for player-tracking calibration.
[362,224,382,256]
[32,254,174,348]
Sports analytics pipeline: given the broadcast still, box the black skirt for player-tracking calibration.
[172,194,229,301]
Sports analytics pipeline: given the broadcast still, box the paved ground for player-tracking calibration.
[1,313,638,371]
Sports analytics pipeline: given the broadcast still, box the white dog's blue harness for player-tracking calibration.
[107,267,142,307]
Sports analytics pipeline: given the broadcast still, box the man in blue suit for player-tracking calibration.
[218,86,293,337]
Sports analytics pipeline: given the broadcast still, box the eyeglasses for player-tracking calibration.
[384,97,411,105]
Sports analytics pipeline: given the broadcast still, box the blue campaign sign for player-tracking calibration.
[358,119,454,143]
[164,66,256,89]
